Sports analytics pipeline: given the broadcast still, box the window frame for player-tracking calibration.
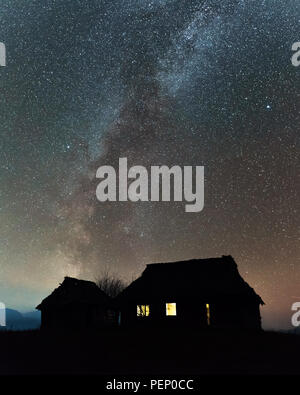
[206,303,210,325]
[165,302,177,316]
[137,304,150,317]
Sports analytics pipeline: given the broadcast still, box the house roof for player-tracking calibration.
[36,277,111,310]
[116,256,264,305]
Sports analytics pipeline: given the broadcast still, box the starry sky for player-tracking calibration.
[0,0,299,329]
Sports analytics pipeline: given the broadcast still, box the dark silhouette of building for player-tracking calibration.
[36,277,113,329]
[36,256,264,330]
[116,256,264,329]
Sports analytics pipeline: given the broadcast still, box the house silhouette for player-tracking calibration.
[116,255,264,329]
[36,277,113,329]
[36,256,264,330]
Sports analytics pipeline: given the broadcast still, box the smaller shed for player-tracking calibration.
[36,277,114,329]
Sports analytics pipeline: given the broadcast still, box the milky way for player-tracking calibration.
[0,0,299,329]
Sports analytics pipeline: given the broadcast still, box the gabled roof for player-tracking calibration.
[36,277,111,310]
[117,256,264,305]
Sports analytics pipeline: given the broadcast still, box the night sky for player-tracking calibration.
[0,0,299,329]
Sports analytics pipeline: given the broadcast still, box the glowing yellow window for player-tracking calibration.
[206,303,210,325]
[166,303,177,316]
[137,305,150,317]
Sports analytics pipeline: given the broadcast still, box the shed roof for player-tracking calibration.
[36,277,111,310]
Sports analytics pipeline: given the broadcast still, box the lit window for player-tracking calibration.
[137,305,150,317]
[206,303,210,325]
[166,303,177,316]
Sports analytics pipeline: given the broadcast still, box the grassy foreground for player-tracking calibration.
[0,328,299,375]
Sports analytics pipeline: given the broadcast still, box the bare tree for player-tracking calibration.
[95,270,127,298]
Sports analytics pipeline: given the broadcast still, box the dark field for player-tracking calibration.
[0,328,300,375]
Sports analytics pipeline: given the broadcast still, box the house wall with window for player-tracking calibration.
[116,256,264,330]
[118,298,214,328]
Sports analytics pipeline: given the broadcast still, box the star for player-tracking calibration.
[0,0,298,331]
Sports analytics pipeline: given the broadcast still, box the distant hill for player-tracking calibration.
[0,309,40,331]
[281,327,300,335]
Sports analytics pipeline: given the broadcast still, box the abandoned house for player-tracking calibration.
[36,277,114,329]
[116,256,264,329]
